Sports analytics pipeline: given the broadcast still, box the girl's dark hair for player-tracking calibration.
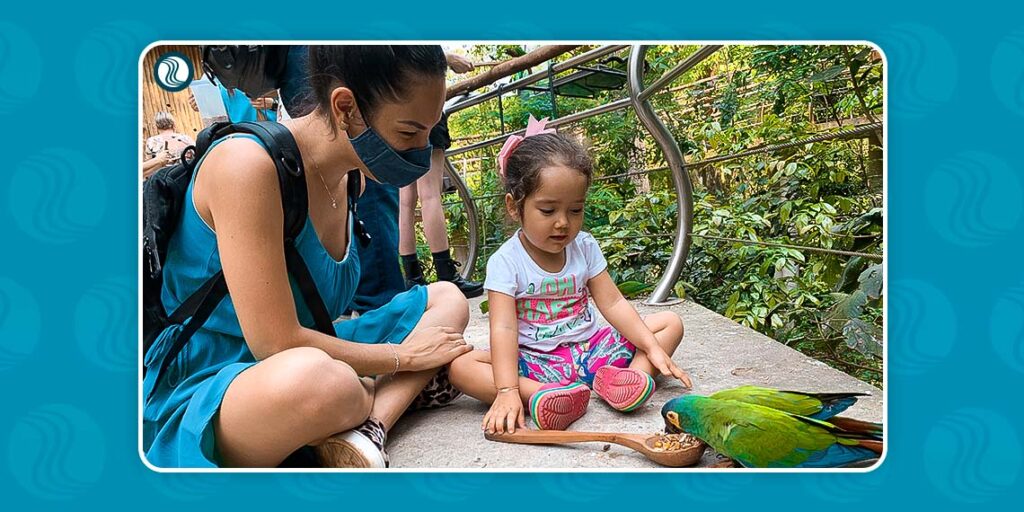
[307,45,447,126]
[503,133,594,212]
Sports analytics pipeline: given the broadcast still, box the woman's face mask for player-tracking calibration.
[343,80,445,188]
[347,125,432,188]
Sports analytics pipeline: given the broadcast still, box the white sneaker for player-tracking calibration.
[314,418,389,468]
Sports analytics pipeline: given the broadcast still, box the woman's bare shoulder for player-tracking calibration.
[200,137,280,194]
[193,137,285,228]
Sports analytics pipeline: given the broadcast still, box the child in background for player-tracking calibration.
[449,116,691,433]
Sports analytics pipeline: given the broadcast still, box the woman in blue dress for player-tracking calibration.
[143,46,472,468]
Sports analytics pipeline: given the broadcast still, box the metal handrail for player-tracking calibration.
[440,117,881,206]
[436,45,786,297]
[629,45,714,304]
[442,158,479,281]
[446,97,633,157]
[467,232,882,261]
[638,45,722,102]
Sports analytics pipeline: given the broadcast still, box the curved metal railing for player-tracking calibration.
[438,44,881,305]
[441,44,720,305]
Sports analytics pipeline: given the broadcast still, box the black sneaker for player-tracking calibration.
[405,274,428,290]
[443,274,484,298]
[401,254,428,290]
[438,260,483,298]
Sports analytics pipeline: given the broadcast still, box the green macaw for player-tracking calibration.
[662,395,882,468]
[710,385,881,438]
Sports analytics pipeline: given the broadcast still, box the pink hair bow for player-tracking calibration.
[497,115,555,179]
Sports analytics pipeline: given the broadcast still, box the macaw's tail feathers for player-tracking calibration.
[792,414,882,442]
[797,391,870,400]
[855,438,884,455]
[798,440,880,468]
[791,414,883,467]
[828,416,884,440]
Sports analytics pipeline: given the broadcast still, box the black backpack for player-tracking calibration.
[201,45,290,99]
[142,121,369,391]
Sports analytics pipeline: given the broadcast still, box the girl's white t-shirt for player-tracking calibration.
[484,230,608,352]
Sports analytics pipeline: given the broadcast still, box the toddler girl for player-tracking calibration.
[449,116,691,434]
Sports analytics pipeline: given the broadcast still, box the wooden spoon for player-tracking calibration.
[485,429,705,467]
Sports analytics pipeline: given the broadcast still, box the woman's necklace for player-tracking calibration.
[308,151,338,209]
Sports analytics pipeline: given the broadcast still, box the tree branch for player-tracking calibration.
[446,45,580,99]
[841,46,880,127]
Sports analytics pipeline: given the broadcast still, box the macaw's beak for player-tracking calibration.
[664,411,683,434]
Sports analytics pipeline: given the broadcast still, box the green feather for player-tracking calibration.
[710,385,865,419]
[711,386,826,417]
[663,395,875,468]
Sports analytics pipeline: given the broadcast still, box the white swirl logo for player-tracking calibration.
[153,52,193,92]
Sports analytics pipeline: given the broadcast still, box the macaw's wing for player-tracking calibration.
[794,392,867,420]
[710,385,866,420]
[702,400,877,468]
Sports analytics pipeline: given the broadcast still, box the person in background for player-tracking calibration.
[142,148,173,179]
[397,52,484,298]
[143,111,195,179]
[218,83,279,122]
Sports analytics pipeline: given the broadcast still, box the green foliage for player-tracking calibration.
[617,281,653,299]
[443,45,884,386]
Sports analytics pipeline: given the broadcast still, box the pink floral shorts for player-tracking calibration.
[517,326,637,387]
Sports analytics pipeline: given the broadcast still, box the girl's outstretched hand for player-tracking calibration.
[646,346,692,388]
[483,390,526,434]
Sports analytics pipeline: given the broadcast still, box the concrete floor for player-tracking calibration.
[387,296,883,469]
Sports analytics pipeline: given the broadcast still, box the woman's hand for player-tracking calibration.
[155,150,172,166]
[483,390,525,434]
[645,345,692,388]
[396,326,472,372]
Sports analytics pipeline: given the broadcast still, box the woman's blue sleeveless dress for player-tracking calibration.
[142,134,427,468]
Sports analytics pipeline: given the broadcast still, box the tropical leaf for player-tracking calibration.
[673,282,688,300]
[809,64,845,82]
[827,290,867,325]
[858,264,883,300]
[843,318,881,357]
[618,281,653,299]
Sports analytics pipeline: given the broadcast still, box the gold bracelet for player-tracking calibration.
[387,344,400,375]
[496,385,519,394]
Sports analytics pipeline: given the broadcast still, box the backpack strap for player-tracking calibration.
[226,122,308,242]
[187,121,335,334]
[227,122,334,336]
[347,168,372,247]
[153,271,228,390]
[147,122,337,398]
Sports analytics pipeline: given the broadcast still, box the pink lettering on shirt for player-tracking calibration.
[516,292,589,325]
